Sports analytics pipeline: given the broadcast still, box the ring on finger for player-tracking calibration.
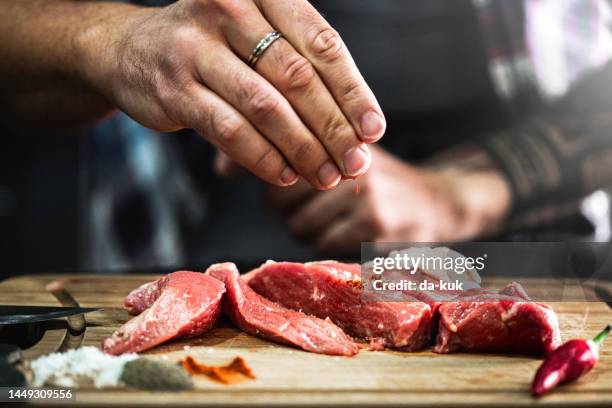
[247,31,283,68]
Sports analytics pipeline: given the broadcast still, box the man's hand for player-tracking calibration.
[76,0,385,189]
[266,146,511,255]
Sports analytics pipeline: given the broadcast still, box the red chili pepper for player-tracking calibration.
[532,324,610,396]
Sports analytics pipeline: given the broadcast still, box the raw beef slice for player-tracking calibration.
[434,283,562,355]
[206,263,358,356]
[246,261,433,351]
[103,271,225,355]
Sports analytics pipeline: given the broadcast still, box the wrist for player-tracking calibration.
[72,3,153,104]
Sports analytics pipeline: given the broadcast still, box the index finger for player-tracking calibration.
[257,0,386,143]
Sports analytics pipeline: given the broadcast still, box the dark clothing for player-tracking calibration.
[2,0,612,276]
[316,0,506,160]
[313,0,496,115]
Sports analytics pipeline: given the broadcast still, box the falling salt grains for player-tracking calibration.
[354,182,361,195]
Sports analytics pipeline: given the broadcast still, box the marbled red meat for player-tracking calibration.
[364,264,561,355]
[433,283,562,355]
[207,263,358,356]
[103,271,225,355]
[246,261,433,351]
[104,260,561,357]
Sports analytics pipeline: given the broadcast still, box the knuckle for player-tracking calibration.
[281,55,316,91]
[214,113,244,143]
[321,114,349,144]
[245,85,280,119]
[306,24,346,62]
[160,54,191,84]
[254,147,280,174]
[340,80,364,103]
[293,140,317,163]
[169,25,200,54]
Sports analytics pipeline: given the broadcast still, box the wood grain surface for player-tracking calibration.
[1,274,611,407]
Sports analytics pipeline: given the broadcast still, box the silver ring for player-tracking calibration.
[248,31,283,68]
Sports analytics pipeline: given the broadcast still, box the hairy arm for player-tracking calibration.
[0,0,144,128]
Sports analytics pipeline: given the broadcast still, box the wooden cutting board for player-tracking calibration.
[1,274,611,407]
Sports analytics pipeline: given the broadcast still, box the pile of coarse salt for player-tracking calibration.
[30,347,138,388]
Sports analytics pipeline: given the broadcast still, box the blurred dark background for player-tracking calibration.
[2,0,611,279]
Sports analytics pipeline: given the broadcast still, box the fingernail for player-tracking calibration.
[360,111,385,142]
[344,144,371,177]
[317,161,341,189]
[280,166,298,186]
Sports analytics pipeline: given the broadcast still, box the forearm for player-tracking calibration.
[424,60,612,235]
[479,60,612,227]
[426,122,610,237]
[0,0,144,128]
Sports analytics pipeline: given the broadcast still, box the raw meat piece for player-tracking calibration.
[378,266,482,311]
[124,278,168,315]
[375,265,561,355]
[206,263,358,356]
[246,261,433,351]
[103,271,225,355]
[434,283,562,355]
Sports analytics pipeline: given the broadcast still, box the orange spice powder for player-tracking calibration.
[181,356,255,385]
